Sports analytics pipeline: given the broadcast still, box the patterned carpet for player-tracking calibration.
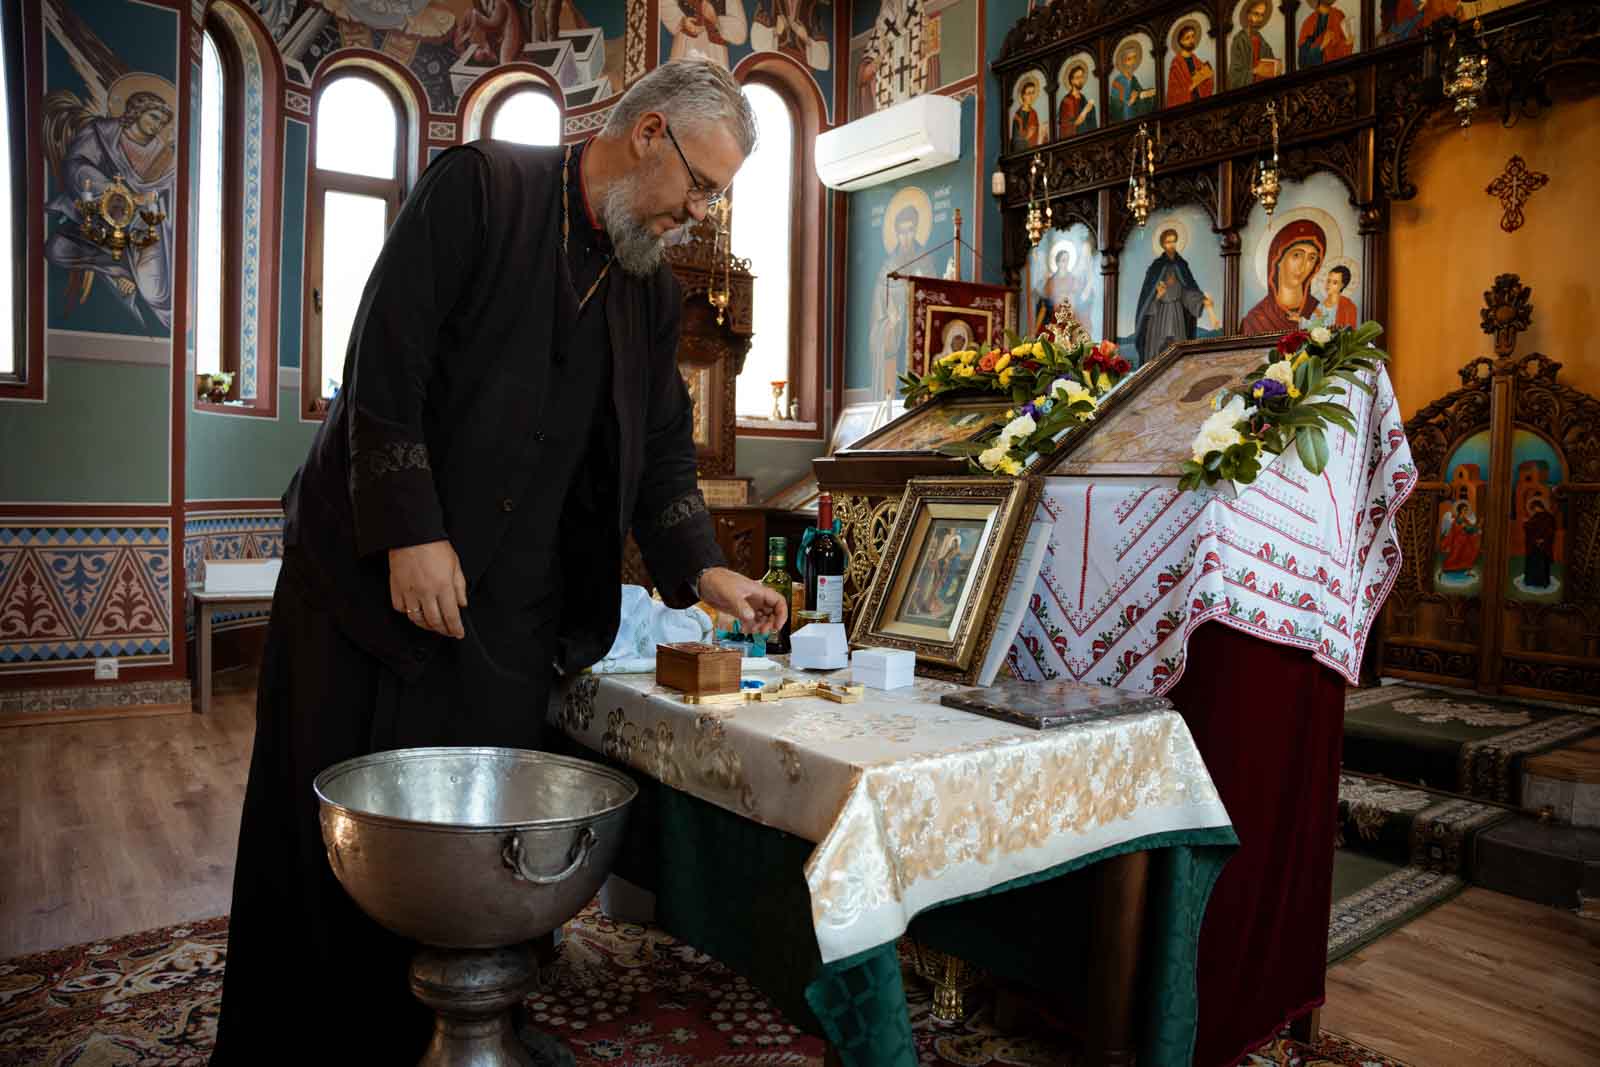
[1342,685,1599,805]
[0,906,1412,1067]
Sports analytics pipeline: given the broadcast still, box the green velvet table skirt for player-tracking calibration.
[555,737,1236,1067]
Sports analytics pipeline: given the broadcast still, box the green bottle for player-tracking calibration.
[759,536,793,655]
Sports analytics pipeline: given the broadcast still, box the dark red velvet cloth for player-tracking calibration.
[1165,623,1346,1067]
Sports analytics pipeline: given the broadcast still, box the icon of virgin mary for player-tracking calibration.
[1241,218,1326,335]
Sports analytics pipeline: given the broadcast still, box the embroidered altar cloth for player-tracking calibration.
[1008,366,1416,693]
[551,670,1230,964]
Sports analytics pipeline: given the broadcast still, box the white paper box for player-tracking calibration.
[202,558,281,593]
[851,647,915,689]
[790,622,849,669]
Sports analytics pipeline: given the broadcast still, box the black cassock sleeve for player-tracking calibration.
[342,149,486,558]
[630,281,725,608]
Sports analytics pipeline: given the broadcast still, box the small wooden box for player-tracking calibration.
[655,642,742,696]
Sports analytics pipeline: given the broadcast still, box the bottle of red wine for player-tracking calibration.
[804,493,847,623]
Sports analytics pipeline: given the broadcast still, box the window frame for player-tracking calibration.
[483,83,563,146]
[0,0,40,399]
[732,61,826,439]
[194,20,246,409]
[192,4,280,418]
[301,69,407,419]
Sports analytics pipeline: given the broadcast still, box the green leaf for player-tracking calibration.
[1295,426,1330,473]
[1204,450,1224,473]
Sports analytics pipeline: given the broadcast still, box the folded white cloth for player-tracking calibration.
[591,586,714,673]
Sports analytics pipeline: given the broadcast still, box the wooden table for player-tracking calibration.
[191,588,274,714]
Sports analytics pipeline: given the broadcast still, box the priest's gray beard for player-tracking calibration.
[600,158,675,277]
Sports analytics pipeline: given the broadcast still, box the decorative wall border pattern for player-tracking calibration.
[285,88,311,116]
[565,107,614,137]
[428,119,457,141]
[0,524,174,671]
[0,678,191,717]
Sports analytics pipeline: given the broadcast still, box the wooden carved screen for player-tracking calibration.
[620,216,756,591]
[1380,275,1600,705]
[664,216,754,479]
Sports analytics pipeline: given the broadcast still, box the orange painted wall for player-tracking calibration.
[1386,92,1599,418]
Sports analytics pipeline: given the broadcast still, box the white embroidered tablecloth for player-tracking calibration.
[550,670,1230,964]
[1007,365,1417,694]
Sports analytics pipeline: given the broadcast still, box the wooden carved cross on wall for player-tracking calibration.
[1486,155,1550,233]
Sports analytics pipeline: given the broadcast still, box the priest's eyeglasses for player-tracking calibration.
[664,123,726,209]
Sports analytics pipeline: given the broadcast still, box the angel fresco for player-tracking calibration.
[42,0,176,333]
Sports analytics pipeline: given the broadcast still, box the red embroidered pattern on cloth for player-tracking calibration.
[1008,366,1416,693]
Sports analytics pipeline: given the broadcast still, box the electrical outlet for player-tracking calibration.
[94,658,118,681]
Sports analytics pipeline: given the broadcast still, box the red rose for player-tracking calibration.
[1020,360,1041,371]
[1111,357,1131,374]
[1277,330,1310,356]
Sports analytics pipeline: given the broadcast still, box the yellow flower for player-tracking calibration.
[1031,342,1045,358]
[998,456,1023,475]
[939,351,961,366]
[1011,344,1030,357]
[955,365,977,378]
[999,367,1015,387]
[959,350,977,365]
[994,353,1012,373]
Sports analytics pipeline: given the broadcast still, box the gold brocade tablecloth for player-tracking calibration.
[550,668,1232,964]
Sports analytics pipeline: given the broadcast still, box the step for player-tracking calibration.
[1472,817,1600,911]
[1523,735,1600,828]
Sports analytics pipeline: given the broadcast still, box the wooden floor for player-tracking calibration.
[2,677,1597,1066]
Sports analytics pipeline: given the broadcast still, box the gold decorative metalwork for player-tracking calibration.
[1125,123,1155,229]
[836,493,897,618]
[905,939,986,1023]
[1442,19,1490,129]
[708,199,733,325]
[1043,297,1091,350]
[1486,155,1549,234]
[73,175,165,260]
[1249,101,1282,218]
[1025,153,1051,247]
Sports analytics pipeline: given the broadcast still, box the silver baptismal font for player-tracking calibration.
[315,747,638,1066]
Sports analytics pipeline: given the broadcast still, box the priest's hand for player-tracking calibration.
[389,540,469,639]
[697,567,788,635]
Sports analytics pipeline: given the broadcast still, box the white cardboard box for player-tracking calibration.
[851,647,915,689]
[790,622,849,670]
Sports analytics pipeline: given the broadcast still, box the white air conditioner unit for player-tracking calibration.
[815,94,961,191]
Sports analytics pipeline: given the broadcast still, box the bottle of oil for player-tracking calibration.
[759,536,794,654]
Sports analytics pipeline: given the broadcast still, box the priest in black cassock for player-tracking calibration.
[211,60,785,1063]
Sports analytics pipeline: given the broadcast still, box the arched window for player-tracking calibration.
[195,3,279,413]
[487,86,561,146]
[731,82,795,419]
[305,71,405,414]
[195,30,225,380]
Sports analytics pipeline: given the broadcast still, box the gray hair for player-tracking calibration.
[602,58,758,156]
